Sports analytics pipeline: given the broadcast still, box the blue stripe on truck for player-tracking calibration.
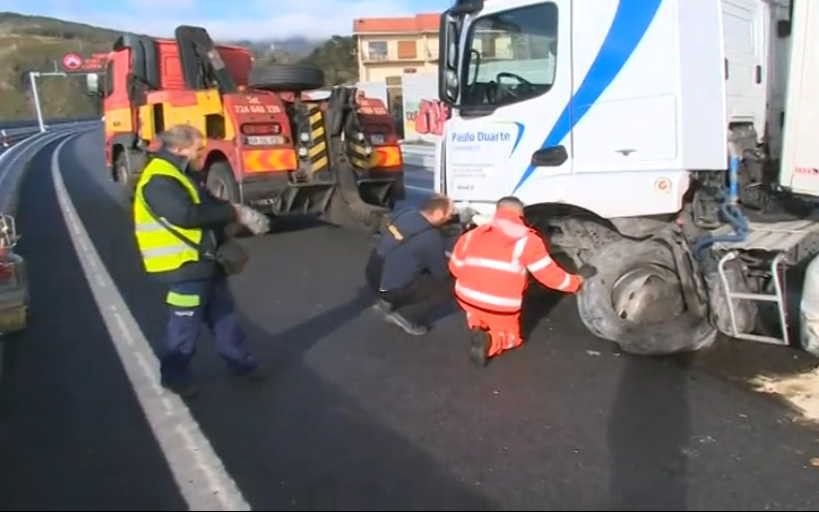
[512,0,663,193]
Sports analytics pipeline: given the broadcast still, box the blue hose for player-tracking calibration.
[694,156,749,260]
[728,154,740,204]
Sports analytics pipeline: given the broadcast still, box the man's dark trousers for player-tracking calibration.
[160,274,258,383]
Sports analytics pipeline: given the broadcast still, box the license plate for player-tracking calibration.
[246,135,282,146]
[370,134,385,145]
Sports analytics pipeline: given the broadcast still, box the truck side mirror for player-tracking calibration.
[777,20,791,38]
[86,73,101,96]
[439,13,460,105]
[452,0,483,15]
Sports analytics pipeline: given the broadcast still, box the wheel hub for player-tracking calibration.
[611,263,685,324]
[213,181,227,200]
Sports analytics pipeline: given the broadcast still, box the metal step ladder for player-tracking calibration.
[714,219,819,346]
[718,251,788,345]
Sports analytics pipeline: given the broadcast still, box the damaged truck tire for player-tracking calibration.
[206,161,240,203]
[576,239,717,355]
[250,65,325,92]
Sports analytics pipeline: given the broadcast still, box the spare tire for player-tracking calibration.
[250,65,325,92]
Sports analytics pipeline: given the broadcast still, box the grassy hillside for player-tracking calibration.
[0,12,357,122]
[0,12,119,121]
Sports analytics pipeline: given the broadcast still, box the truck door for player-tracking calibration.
[722,0,768,137]
[443,0,572,206]
[103,49,134,137]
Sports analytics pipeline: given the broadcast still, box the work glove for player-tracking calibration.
[234,204,270,236]
[577,265,598,280]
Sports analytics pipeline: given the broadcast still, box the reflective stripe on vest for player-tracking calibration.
[166,290,201,308]
[463,257,524,274]
[455,282,523,309]
[134,222,166,233]
[557,274,573,291]
[133,158,203,274]
[528,256,553,272]
[140,245,191,259]
[455,231,530,274]
[512,236,528,262]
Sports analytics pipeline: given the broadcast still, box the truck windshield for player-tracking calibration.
[461,2,558,109]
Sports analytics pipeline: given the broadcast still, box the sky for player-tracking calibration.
[2,0,451,40]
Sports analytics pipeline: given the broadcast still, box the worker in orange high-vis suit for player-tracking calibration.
[449,196,593,367]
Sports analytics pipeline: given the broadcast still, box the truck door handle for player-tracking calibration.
[531,145,568,167]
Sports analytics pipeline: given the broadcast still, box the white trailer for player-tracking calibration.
[435,0,819,355]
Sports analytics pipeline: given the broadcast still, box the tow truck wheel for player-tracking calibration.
[115,152,129,185]
[576,239,717,355]
[113,152,135,203]
[206,161,240,203]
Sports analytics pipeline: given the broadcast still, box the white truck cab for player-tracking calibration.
[436,0,819,356]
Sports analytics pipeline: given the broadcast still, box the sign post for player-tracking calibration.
[28,72,45,133]
[28,71,69,133]
[27,52,108,132]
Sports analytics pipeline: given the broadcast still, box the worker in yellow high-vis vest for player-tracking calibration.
[134,125,269,397]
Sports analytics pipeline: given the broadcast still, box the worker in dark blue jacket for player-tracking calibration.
[366,195,454,335]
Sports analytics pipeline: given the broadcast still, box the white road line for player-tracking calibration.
[50,136,250,511]
[406,184,433,193]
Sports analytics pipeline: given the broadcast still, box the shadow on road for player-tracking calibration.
[196,294,498,509]
[521,284,566,341]
[608,354,691,509]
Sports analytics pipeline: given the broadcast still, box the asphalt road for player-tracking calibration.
[1,129,819,510]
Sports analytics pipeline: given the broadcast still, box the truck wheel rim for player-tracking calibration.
[214,180,227,200]
[610,263,685,324]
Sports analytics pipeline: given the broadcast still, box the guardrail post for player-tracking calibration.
[1,130,7,148]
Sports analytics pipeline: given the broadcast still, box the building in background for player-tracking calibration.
[353,13,440,138]
[353,13,440,82]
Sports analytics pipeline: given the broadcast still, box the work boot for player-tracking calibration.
[161,376,201,398]
[469,329,491,367]
[384,311,429,336]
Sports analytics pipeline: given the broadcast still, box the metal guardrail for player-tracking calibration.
[0,122,99,216]
[0,127,40,148]
[1,120,100,149]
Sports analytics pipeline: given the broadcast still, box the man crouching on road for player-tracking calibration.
[133,124,270,397]
[366,194,455,336]
[450,197,593,367]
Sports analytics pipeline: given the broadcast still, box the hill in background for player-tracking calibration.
[0,12,357,122]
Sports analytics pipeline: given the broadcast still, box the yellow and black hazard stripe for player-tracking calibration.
[349,140,373,170]
[305,103,329,173]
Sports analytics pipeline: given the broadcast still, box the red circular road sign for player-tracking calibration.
[62,53,83,72]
